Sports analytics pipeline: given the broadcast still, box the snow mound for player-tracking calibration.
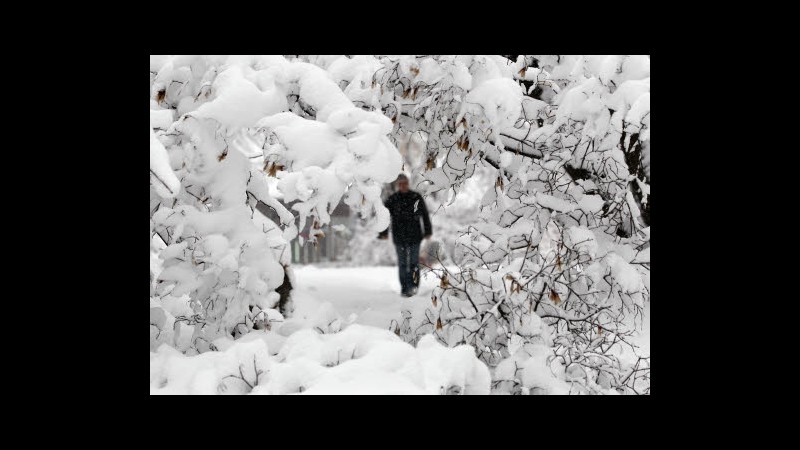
[150,324,490,395]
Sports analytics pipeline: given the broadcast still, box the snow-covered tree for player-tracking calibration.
[349,55,651,394]
[150,55,402,353]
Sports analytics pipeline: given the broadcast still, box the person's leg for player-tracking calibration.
[404,244,414,293]
[395,243,409,293]
[410,242,421,291]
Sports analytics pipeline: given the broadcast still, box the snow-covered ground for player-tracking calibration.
[291,265,649,354]
[150,265,649,394]
[150,266,492,395]
[290,265,650,388]
[289,265,439,331]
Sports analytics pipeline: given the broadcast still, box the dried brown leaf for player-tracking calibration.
[266,163,284,177]
[426,157,435,171]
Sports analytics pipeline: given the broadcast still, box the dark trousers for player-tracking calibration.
[395,242,420,294]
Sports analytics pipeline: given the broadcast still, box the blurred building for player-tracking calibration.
[255,200,354,264]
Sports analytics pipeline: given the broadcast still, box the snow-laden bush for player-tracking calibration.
[339,55,651,394]
[150,56,402,353]
[150,324,490,395]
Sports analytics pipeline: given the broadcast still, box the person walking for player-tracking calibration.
[378,174,432,297]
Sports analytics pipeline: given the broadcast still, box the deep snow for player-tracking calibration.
[290,265,649,361]
[289,265,439,330]
[150,265,494,395]
[150,265,649,394]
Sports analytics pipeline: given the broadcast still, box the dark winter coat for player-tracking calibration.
[378,190,432,244]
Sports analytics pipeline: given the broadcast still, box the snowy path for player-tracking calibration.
[290,266,438,332]
[288,265,649,361]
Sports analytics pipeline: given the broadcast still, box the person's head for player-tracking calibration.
[396,174,410,193]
